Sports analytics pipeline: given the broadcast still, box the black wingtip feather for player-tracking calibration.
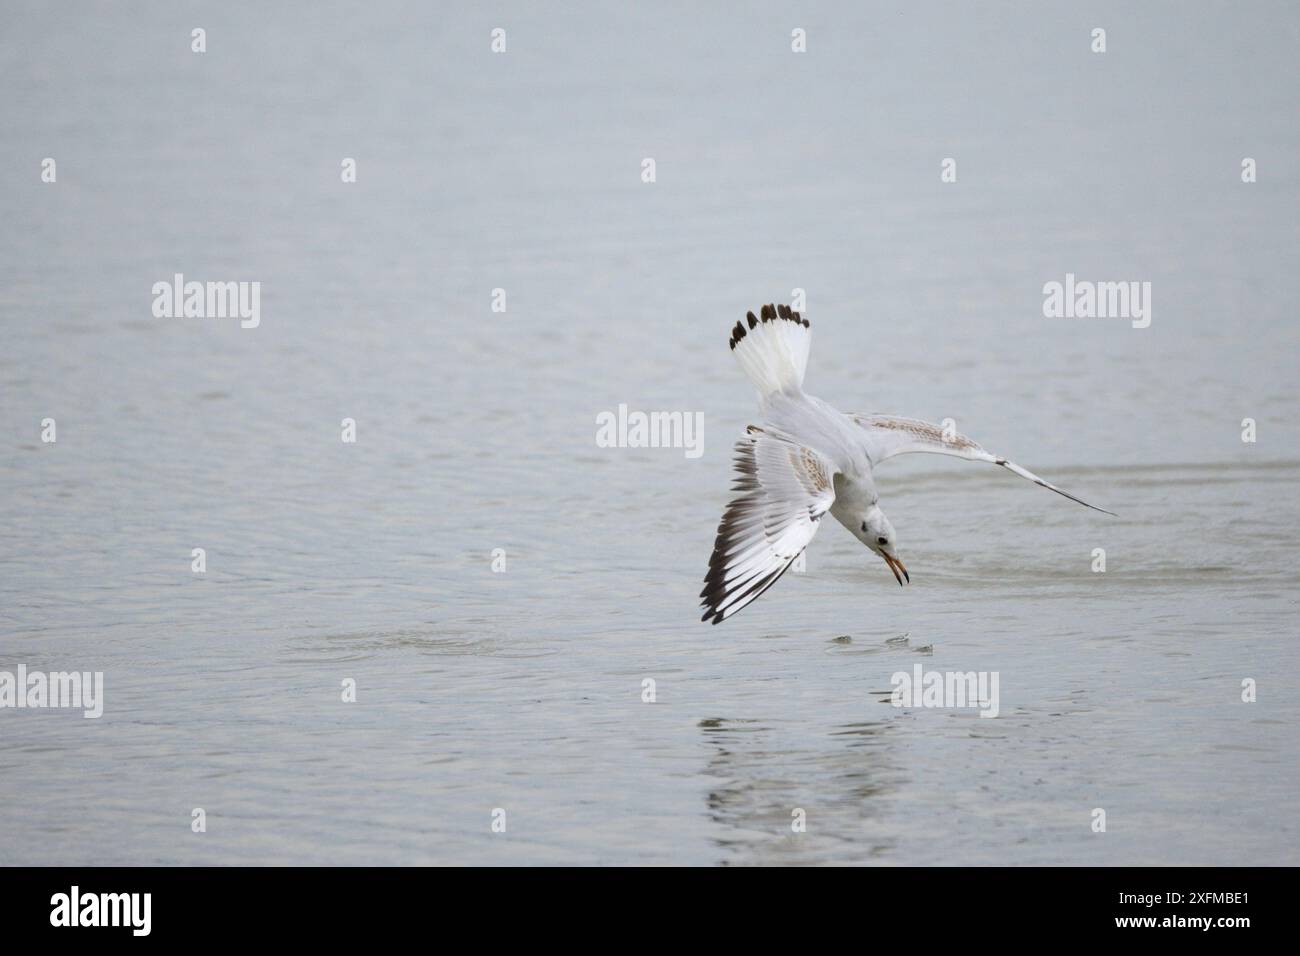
[730,302,811,354]
[729,318,748,349]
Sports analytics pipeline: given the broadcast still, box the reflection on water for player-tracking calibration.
[2,1,1299,864]
[700,716,902,865]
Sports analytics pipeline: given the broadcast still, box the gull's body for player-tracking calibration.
[700,304,1113,624]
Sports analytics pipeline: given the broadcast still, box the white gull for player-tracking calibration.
[700,303,1114,625]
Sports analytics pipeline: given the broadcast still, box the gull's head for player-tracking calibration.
[858,505,908,586]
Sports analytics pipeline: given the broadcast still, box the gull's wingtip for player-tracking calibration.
[1061,494,1117,518]
[1063,491,1117,517]
[995,458,1117,518]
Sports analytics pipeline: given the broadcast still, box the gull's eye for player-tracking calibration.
[877,536,889,545]
[861,522,868,533]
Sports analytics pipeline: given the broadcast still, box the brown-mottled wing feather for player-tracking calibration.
[700,427,838,624]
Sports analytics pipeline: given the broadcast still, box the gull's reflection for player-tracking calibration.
[698,715,904,865]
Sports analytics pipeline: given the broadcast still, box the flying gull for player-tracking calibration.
[700,304,1114,625]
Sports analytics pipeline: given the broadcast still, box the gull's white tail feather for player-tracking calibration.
[727,304,811,398]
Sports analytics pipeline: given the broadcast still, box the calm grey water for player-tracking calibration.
[2,1,1298,865]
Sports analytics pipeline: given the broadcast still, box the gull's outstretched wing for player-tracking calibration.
[851,414,1115,516]
[700,426,837,624]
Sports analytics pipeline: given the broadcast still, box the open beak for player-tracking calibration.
[882,552,909,586]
